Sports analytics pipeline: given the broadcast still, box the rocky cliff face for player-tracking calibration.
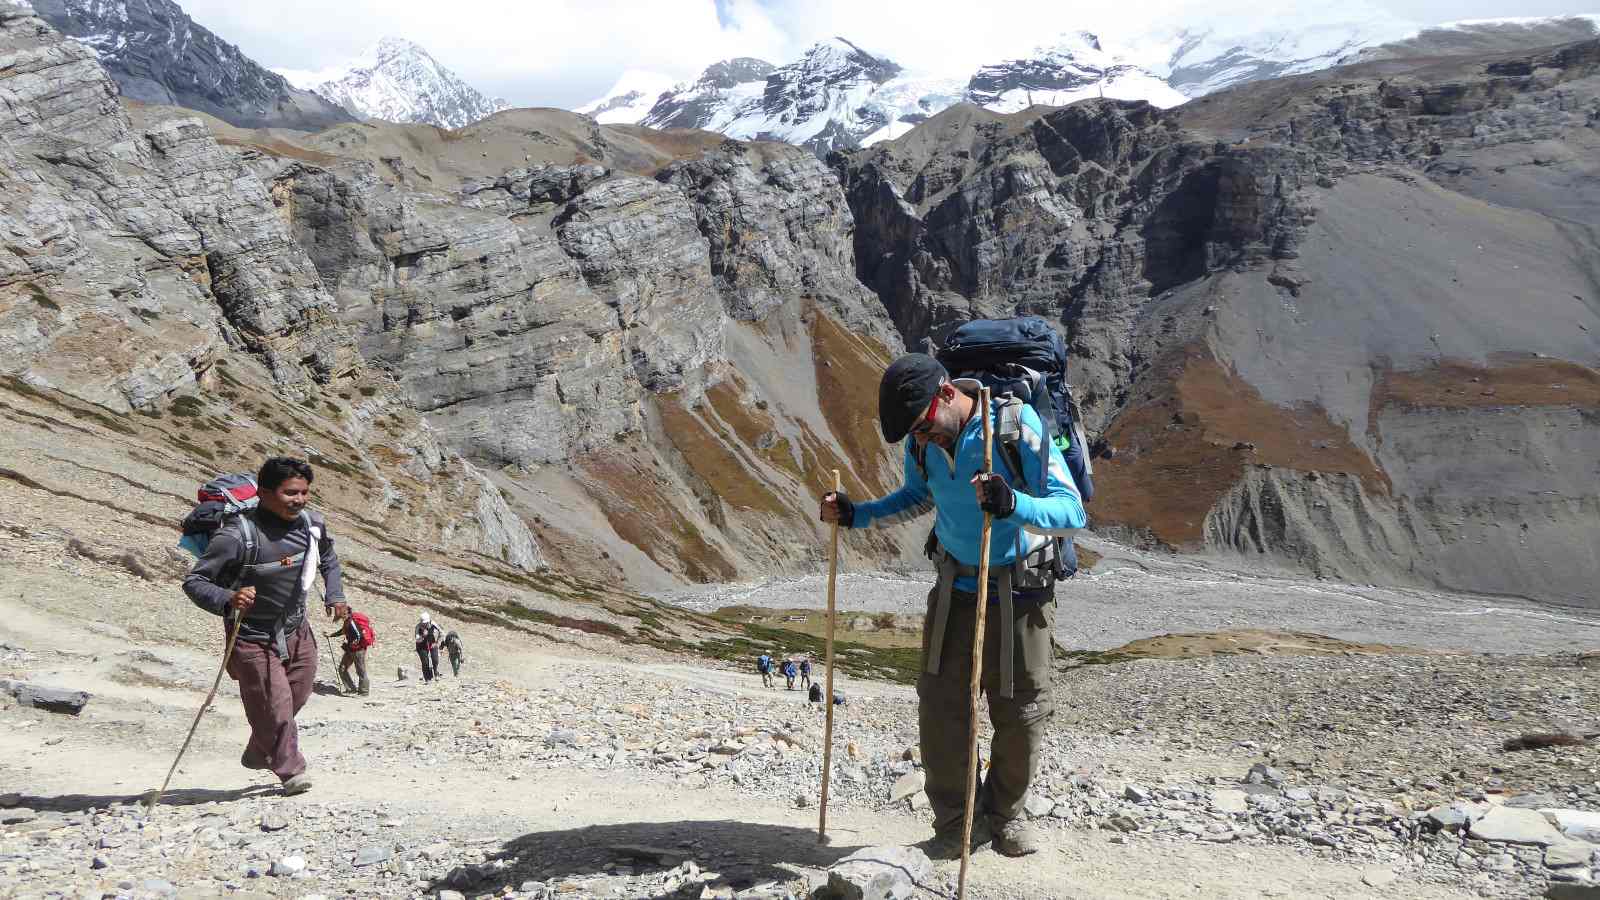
[0,3,917,591]
[30,0,353,130]
[266,127,911,586]
[0,1,537,570]
[838,37,1600,605]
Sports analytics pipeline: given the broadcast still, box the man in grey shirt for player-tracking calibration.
[183,457,346,795]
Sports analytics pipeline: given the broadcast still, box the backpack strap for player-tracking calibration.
[229,514,259,590]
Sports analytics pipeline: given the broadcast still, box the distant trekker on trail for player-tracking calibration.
[328,606,373,696]
[183,457,347,797]
[809,681,824,703]
[756,653,774,688]
[819,353,1086,859]
[800,657,813,690]
[415,613,443,683]
[782,658,798,690]
[442,630,465,677]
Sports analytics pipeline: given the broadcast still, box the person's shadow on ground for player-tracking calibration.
[11,784,276,814]
[427,819,868,897]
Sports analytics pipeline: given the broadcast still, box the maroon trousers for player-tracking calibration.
[226,621,317,781]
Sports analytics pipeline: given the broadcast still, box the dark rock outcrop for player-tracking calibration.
[839,39,1600,604]
[31,0,353,130]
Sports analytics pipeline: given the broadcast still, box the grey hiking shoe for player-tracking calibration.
[280,773,313,796]
[991,817,1043,857]
[922,817,993,860]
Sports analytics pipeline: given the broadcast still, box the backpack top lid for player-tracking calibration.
[937,316,1067,377]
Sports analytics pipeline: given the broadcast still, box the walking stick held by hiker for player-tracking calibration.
[147,592,248,810]
[958,388,994,898]
[819,468,841,844]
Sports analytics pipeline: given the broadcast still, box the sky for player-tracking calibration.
[178,0,1600,108]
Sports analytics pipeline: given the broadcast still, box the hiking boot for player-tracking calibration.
[921,817,992,861]
[991,817,1043,857]
[280,773,313,796]
[240,748,270,771]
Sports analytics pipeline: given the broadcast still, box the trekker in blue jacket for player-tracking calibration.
[820,353,1085,860]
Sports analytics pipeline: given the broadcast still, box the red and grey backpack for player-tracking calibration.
[349,612,376,650]
[178,473,259,559]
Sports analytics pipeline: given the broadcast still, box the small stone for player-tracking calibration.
[1284,787,1313,802]
[794,792,810,809]
[397,666,409,681]
[0,679,91,715]
[1123,783,1152,803]
[260,813,289,832]
[91,855,109,869]
[1024,793,1055,819]
[142,879,176,896]
[1470,807,1565,846]
[1362,868,1398,887]
[353,845,392,867]
[1426,803,1477,831]
[0,793,19,807]
[1244,763,1285,787]
[1546,842,1598,868]
[888,770,924,805]
[824,845,933,900]
[438,892,466,900]
[1210,789,1248,814]
[270,855,307,877]
[546,728,580,748]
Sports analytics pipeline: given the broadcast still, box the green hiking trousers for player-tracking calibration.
[918,585,1055,830]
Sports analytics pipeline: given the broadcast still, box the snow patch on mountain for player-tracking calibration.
[577,70,678,124]
[1123,13,1420,97]
[281,37,508,130]
[969,31,1188,113]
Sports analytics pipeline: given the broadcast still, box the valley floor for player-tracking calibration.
[2,543,1599,899]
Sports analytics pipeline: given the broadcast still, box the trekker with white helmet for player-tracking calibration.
[414,612,443,683]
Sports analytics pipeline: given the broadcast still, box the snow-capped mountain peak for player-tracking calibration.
[577,70,679,124]
[967,30,1188,113]
[570,12,1600,157]
[282,36,509,130]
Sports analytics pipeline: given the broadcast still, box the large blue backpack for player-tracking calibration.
[936,316,1094,576]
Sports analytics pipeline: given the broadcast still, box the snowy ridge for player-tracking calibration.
[288,37,508,130]
[576,70,678,124]
[969,31,1188,113]
[574,12,1600,155]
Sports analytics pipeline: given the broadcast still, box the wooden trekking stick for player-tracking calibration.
[146,612,243,811]
[958,387,995,899]
[818,468,842,844]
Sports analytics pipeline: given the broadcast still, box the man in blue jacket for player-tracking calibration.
[821,354,1085,859]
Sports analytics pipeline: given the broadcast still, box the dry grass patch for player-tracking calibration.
[808,307,896,496]
[1094,346,1388,547]
[1372,356,1600,412]
[657,393,791,517]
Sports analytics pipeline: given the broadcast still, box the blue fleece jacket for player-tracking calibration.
[850,380,1087,593]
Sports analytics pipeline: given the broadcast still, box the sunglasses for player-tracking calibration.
[909,391,941,438]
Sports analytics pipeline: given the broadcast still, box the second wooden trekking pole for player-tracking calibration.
[818,469,841,844]
[958,387,995,899]
[147,609,244,811]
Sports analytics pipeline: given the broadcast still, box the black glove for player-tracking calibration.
[975,474,1015,519]
[822,491,855,528]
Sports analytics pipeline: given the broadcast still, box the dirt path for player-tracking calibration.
[0,576,1502,899]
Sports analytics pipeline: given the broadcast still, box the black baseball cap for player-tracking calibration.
[878,353,947,443]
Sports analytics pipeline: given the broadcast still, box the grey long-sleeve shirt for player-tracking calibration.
[183,508,346,651]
